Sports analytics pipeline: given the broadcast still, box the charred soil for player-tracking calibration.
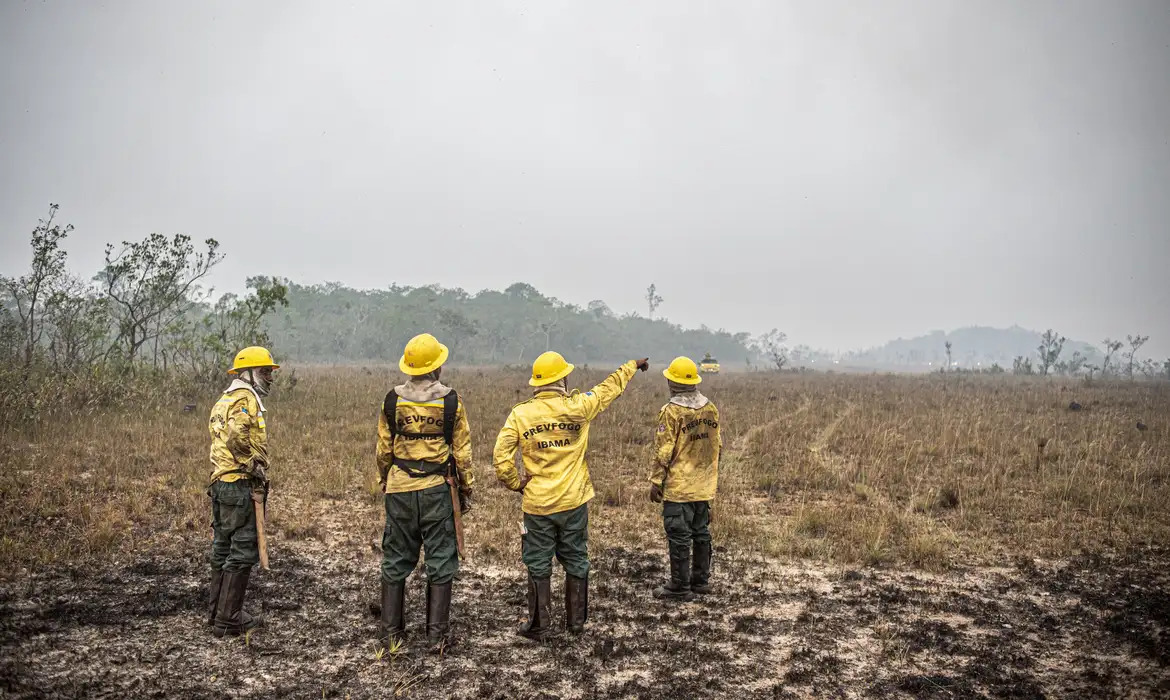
[2,536,1167,699]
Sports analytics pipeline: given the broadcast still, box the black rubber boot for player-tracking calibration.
[208,569,224,626]
[517,576,537,638]
[213,569,260,637]
[517,576,553,641]
[691,541,712,595]
[565,574,588,634]
[426,582,452,648]
[378,579,406,646]
[653,544,694,601]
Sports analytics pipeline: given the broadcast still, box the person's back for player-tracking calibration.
[495,351,649,640]
[650,357,722,599]
[375,333,474,649]
[500,376,625,515]
[381,377,466,493]
[654,398,721,503]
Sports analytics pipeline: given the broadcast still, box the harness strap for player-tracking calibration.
[208,468,259,488]
[392,458,450,478]
[382,389,399,437]
[383,389,459,478]
[442,391,457,446]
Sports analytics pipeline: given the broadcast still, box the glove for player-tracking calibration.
[649,483,663,503]
[250,465,270,498]
[516,475,532,493]
[635,358,650,372]
[250,460,269,486]
[459,489,473,515]
[252,479,268,509]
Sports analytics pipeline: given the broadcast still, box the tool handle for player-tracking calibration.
[253,497,270,570]
[447,476,466,560]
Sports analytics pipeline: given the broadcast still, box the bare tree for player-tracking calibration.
[2,204,72,366]
[44,276,111,371]
[645,283,663,320]
[1036,329,1065,377]
[99,234,223,365]
[537,305,560,352]
[944,340,953,370]
[1059,350,1087,376]
[1124,334,1149,381]
[753,329,789,370]
[1100,338,1123,377]
[1013,355,1034,375]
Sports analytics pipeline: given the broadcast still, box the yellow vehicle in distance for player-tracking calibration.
[699,353,720,374]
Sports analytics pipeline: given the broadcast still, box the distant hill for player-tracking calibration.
[845,326,1101,370]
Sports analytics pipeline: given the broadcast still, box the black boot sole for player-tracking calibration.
[212,622,258,638]
[653,588,694,601]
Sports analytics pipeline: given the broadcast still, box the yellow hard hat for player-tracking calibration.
[663,356,702,385]
[229,346,279,374]
[399,333,449,375]
[530,351,575,386]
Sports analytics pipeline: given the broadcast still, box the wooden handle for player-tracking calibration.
[448,477,466,561]
[254,498,270,570]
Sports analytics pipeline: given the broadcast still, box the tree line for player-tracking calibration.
[1010,330,1163,380]
[6,205,1163,427]
[264,281,754,367]
[1,205,287,423]
[1,206,756,424]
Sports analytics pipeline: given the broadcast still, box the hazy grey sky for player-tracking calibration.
[2,1,1168,355]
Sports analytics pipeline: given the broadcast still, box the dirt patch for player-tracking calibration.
[1,539,1168,699]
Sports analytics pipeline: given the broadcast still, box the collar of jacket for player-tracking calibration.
[225,378,266,413]
[534,386,568,398]
[395,377,452,402]
[669,391,709,409]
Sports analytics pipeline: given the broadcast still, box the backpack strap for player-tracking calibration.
[442,390,458,446]
[382,389,399,438]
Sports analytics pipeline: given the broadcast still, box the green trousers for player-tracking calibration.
[381,483,458,585]
[663,500,711,549]
[209,480,259,572]
[522,503,589,579]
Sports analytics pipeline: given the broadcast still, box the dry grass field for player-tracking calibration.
[2,367,1168,698]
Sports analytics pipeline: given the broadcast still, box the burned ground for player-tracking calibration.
[2,533,1167,699]
[3,371,1169,697]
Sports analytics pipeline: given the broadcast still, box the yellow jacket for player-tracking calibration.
[494,362,637,515]
[209,380,269,483]
[376,378,474,494]
[649,393,721,502]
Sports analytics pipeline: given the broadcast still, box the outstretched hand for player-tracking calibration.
[635,358,650,372]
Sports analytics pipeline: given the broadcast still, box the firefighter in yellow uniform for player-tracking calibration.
[376,333,474,648]
[207,346,279,637]
[649,356,722,600]
[494,352,649,640]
